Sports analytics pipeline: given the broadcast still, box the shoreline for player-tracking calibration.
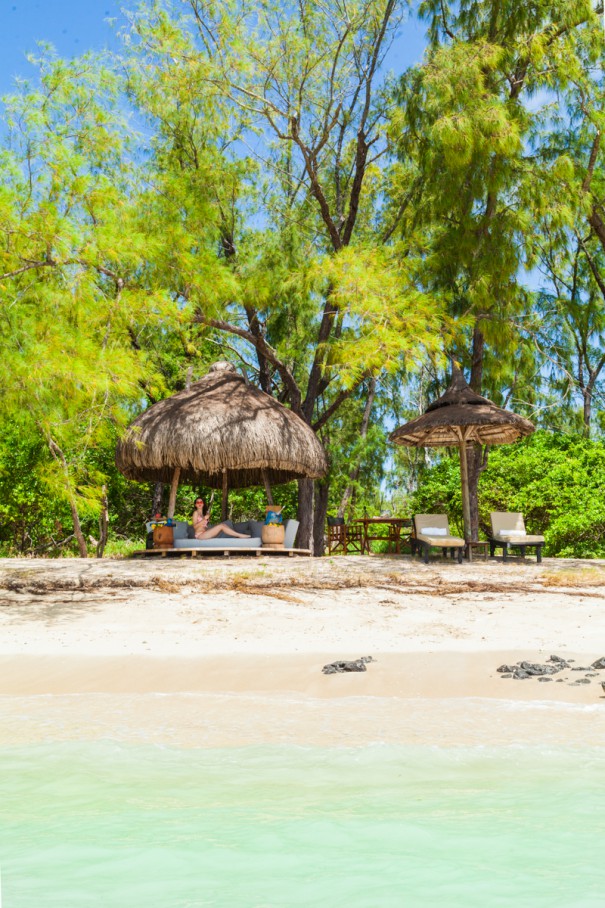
[1,651,604,701]
[2,556,605,747]
[2,650,604,749]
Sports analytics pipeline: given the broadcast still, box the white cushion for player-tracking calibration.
[283,519,299,549]
[499,530,526,537]
[422,527,447,536]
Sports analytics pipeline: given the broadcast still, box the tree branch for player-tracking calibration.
[312,370,372,431]
[193,311,303,414]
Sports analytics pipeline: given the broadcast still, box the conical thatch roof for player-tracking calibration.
[116,362,328,488]
[390,365,535,447]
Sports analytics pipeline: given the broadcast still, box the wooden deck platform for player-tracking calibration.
[131,547,311,558]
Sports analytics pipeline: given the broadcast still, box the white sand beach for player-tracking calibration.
[1,555,605,747]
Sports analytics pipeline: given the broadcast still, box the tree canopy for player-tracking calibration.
[1,0,604,558]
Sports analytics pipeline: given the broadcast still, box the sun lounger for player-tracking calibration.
[412,514,465,564]
[488,512,544,563]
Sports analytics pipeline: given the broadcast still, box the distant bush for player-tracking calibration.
[407,431,605,558]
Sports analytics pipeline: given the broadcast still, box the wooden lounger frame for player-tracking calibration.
[487,538,543,563]
[131,547,311,558]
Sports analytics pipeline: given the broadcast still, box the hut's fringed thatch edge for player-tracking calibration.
[115,362,328,489]
[389,366,535,447]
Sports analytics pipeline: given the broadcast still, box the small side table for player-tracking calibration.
[465,541,490,562]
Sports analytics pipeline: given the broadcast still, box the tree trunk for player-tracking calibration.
[466,324,485,541]
[262,470,274,505]
[465,446,482,542]
[313,479,330,556]
[221,470,229,521]
[297,478,314,552]
[152,482,164,516]
[338,376,377,519]
[97,485,109,558]
[167,467,181,519]
[583,386,592,437]
[47,437,88,558]
[69,498,89,558]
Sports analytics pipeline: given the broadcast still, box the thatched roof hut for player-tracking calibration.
[390,365,534,547]
[390,366,535,448]
[116,361,327,516]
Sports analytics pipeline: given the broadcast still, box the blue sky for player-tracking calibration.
[0,0,124,93]
[0,1,427,94]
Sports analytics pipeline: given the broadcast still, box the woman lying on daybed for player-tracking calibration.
[192,498,251,540]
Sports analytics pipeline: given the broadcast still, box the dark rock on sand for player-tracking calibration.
[322,656,374,675]
[498,660,563,680]
[494,653,605,685]
[518,661,562,676]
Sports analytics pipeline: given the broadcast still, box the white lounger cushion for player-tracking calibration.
[490,512,544,545]
[493,533,545,544]
[414,514,464,547]
[417,532,465,547]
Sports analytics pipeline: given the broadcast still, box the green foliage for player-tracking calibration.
[1,2,605,558]
[406,431,605,558]
[0,425,69,555]
[0,422,109,556]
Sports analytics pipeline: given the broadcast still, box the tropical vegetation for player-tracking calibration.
[1,0,604,558]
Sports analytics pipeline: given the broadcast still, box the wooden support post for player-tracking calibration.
[221,470,228,521]
[167,466,181,519]
[458,430,472,561]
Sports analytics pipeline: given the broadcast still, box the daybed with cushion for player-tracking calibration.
[171,519,300,550]
[488,512,544,563]
[412,514,466,564]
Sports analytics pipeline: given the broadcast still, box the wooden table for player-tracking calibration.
[353,518,412,554]
[465,540,490,562]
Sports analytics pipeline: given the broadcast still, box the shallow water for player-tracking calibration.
[1,742,604,908]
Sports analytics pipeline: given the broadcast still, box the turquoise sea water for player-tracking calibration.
[1,743,604,908]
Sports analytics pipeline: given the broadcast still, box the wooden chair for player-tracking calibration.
[326,517,365,555]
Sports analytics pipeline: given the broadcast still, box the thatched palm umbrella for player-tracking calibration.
[390,365,534,546]
[116,361,328,519]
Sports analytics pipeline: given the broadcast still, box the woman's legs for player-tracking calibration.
[199,523,250,539]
